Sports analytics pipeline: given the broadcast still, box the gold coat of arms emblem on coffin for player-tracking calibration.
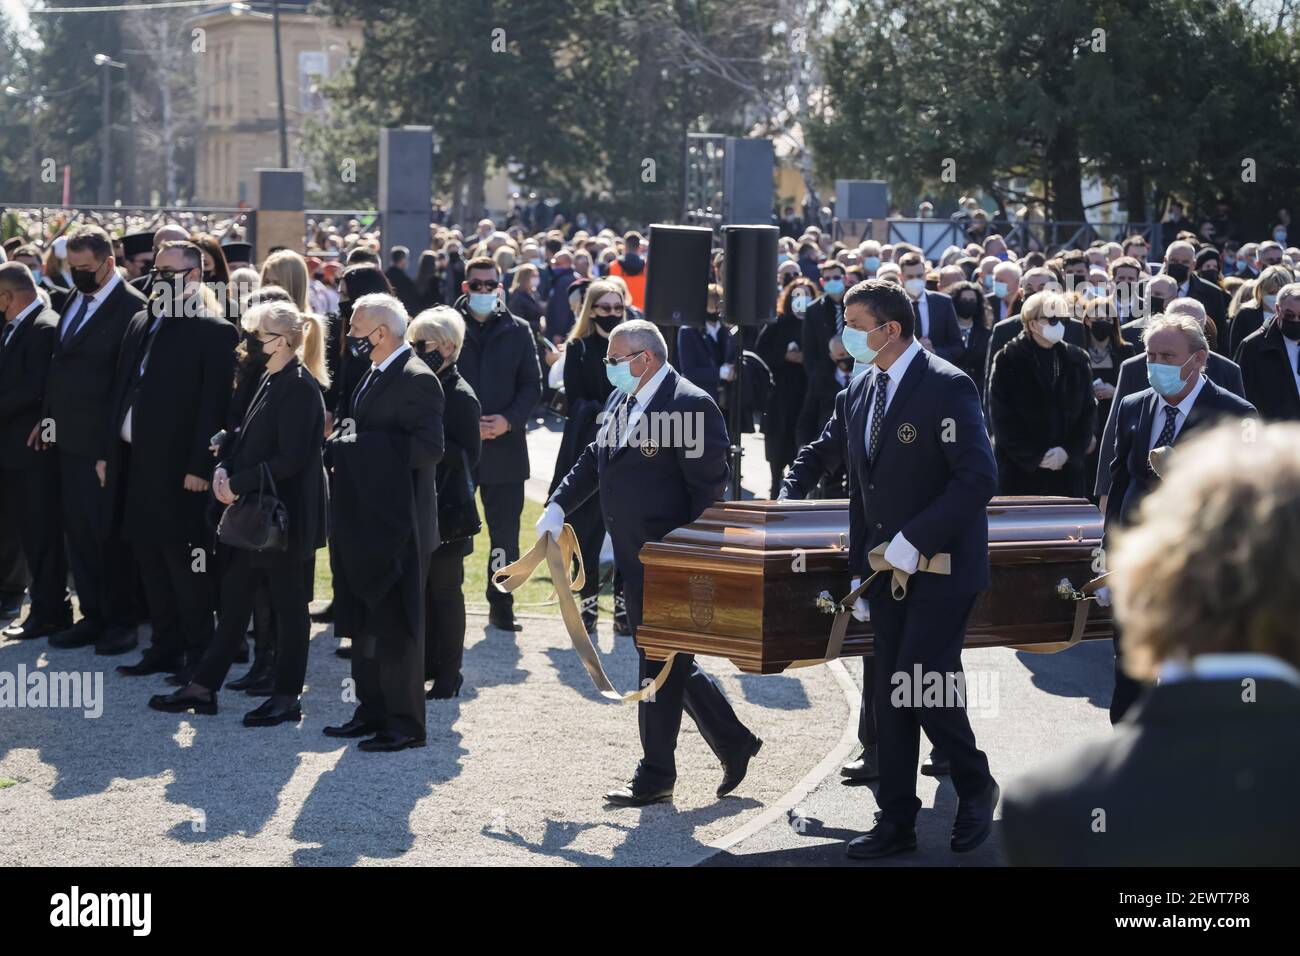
[688,574,715,627]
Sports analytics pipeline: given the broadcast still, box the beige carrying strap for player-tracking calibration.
[786,542,951,669]
[491,524,675,704]
[1011,571,1111,654]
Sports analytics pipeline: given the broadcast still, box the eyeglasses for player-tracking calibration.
[412,340,439,353]
[593,304,625,316]
[466,278,500,292]
[603,349,645,367]
[1278,309,1300,323]
[150,267,191,282]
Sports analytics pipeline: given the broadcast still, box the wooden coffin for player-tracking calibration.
[636,497,1112,674]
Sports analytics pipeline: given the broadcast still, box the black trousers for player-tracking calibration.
[868,590,992,826]
[58,451,109,626]
[134,538,215,663]
[625,578,752,789]
[424,542,466,685]
[859,656,877,747]
[193,551,310,696]
[0,459,68,623]
[1110,624,1145,724]
[353,625,426,739]
[479,481,523,613]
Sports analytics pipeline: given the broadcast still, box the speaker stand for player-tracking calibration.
[726,324,744,501]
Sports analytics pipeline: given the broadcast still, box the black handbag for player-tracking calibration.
[437,447,481,543]
[216,462,289,552]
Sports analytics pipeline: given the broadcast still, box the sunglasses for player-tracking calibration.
[593,304,625,316]
[150,267,191,282]
[466,278,500,292]
[412,340,440,354]
[603,349,645,367]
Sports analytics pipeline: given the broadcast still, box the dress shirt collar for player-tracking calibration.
[372,342,411,375]
[1159,369,1206,419]
[875,336,923,385]
[1160,653,1300,688]
[9,298,42,330]
[632,361,671,407]
[77,270,121,311]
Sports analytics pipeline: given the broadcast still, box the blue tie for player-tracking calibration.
[62,295,90,343]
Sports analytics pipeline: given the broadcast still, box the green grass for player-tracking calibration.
[0,778,17,789]
[311,494,616,617]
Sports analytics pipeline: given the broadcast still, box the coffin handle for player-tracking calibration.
[1013,573,1111,654]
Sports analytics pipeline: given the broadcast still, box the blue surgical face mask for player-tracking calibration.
[606,351,644,393]
[823,278,845,297]
[468,292,497,315]
[863,256,881,271]
[1147,356,1191,397]
[1274,228,1288,243]
[992,281,1009,298]
[841,323,887,364]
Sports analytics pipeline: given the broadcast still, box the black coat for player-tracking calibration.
[988,334,1096,497]
[45,276,148,460]
[985,315,1087,400]
[105,305,239,546]
[455,296,541,485]
[1003,676,1300,866]
[951,320,992,399]
[385,266,421,317]
[218,359,327,561]
[913,290,964,363]
[1186,272,1228,336]
[1236,322,1300,422]
[550,333,612,496]
[754,314,808,464]
[0,305,58,471]
[800,294,843,421]
[1226,305,1265,361]
[40,277,71,314]
[435,364,482,555]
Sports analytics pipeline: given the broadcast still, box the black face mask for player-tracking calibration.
[203,270,217,283]
[835,358,855,373]
[1200,270,1220,284]
[1281,319,1300,341]
[347,330,376,360]
[595,314,622,334]
[71,267,101,295]
[244,332,271,366]
[1165,262,1190,283]
[780,272,796,287]
[954,298,980,319]
[421,349,445,372]
[1090,320,1113,340]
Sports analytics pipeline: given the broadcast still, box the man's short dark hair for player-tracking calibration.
[0,260,38,294]
[844,278,914,339]
[897,251,925,269]
[545,237,563,255]
[465,255,498,275]
[157,240,203,271]
[346,247,380,267]
[390,245,409,264]
[819,258,845,275]
[66,225,113,262]
[1061,249,1088,270]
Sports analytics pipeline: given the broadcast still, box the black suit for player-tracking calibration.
[1235,323,1300,422]
[951,321,992,400]
[193,358,326,696]
[1004,675,1300,865]
[1094,351,1245,497]
[105,304,238,665]
[799,294,844,444]
[836,344,997,825]
[1185,272,1228,340]
[1104,378,1256,721]
[1225,305,1265,360]
[911,290,964,363]
[385,266,421,317]
[330,348,444,738]
[0,304,69,624]
[46,276,148,630]
[550,367,754,790]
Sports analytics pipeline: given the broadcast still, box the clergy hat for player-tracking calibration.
[121,232,155,260]
[221,241,253,266]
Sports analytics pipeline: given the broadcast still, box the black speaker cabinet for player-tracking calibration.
[722,224,778,327]
[645,223,714,326]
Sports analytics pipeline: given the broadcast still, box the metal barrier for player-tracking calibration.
[1,203,251,243]
[831,217,1164,257]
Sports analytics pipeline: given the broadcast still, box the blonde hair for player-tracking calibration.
[1019,289,1069,328]
[567,278,625,342]
[259,249,310,312]
[408,306,466,362]
[241,300,330,387]
[1143,311,1207,354]
[509,261,538,295]
[1111,421,1300,678]
[1255,265,1294,307]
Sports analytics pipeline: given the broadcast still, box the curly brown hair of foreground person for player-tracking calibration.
[1111,420,1300,680]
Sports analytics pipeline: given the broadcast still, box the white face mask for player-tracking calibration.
[1263,294,1278,310]
[904,278,926,298]
[1037,320,1065,344]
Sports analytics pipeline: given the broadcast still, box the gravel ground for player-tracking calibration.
[0,612,848,867]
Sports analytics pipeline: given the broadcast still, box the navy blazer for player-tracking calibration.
[1094,351,1244,497]
[916,291,964,364]
[1104,377,1255,535]
[549,365,729,600]
[826,345,997,598]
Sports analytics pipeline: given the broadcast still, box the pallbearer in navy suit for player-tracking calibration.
[833,279,1000,859]
[539,320,761,806]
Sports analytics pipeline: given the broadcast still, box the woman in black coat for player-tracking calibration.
[150,301,329,725]
[1079,295,1135,498]
[755,277,812,496]
[946,280,994,400]
[549,278,628,636]
[989,291,1097,497]
[407,306,482,699]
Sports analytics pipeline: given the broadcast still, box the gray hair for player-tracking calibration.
[408,306,466,361]
[1144,311,1208,354]
[1166,296,1206,326]
[352,292,407,337]
[1276,282,1300,307]
[610,319,667,362]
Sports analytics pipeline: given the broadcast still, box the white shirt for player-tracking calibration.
[864,338,923,445]
[352,343,411,412]
[1160,653,1300,688]
[66,270,122,331]
[913,292,930,339]
[623,361,670,444]
[4,299,42,344]
[1148,371,1206,456]
[1283,335,1300,402]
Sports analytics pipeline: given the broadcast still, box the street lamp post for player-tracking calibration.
[93,53,127,205]
[232,1,289,167]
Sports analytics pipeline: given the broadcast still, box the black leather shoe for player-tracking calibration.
[225,657,273,691]
[309,599,334,623]
[841,744,880,781]
[426,674,464,700]
[717,735,763,797]
[232,639,250,665]
[241,671,276,697]
[165,665,197,687]
[0,595,23,620]
[94,626,138,656]
[951,781,999,853]
[323,716,380,738]
[488,609,523,632]
[604,782,673,807]
[3,616,70,641]
[117,653,185,677]
[148,687,217,715]
[847,820,918,859]
[921,749,951,777]
[50,619,103,649]
[243,697,302,727]
[358,732,426,752]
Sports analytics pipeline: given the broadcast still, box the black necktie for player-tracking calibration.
[1,322,15,352]
[1150,406,1178,476]
[352,366,378,414]
[868,371,889,464]
[62,295,90,343]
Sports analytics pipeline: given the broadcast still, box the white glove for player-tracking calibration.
[535,502,565,540]
[849,577,870,622]
[1039,446,1068,471]
[1095,586,1111,608]
[719,362,735,382]
[883,532,920,575]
